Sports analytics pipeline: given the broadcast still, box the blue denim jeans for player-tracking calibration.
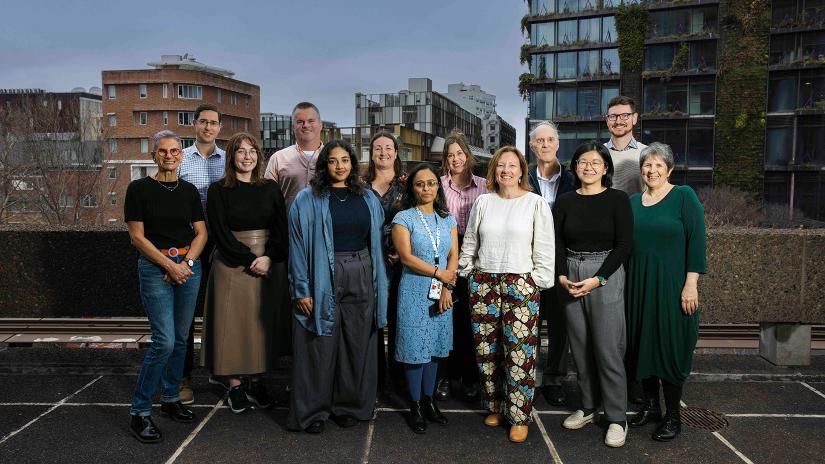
[130,255,201,416]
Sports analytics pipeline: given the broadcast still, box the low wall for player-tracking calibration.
[0,225,823,323]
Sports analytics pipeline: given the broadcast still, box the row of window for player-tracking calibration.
[105,84,250,105]
[530,84,620,119]
[647,7,718,38]
[769,31,825,66]
[772,0,825,28]
[530,0,639,16]
[643,78,715,115]
[768,70,825,112]
[106,111,250,131]
[644,41,717,72]
[531,16,617,46]
[532,48,621,80]
[107,137,195,154]
[765,115,825,166]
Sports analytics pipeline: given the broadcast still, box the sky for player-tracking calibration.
[0,0,530,151]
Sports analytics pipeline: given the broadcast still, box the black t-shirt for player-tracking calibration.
[124,176,204,250]
[552,188,633,279]
[328,187,370,252]
[206,179,288,267]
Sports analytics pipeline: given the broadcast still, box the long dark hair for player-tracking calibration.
[364,131,404,183]
[570,141,614,188]
[222,132,265,188]
[310,139,365,195]
[401,163,449,218]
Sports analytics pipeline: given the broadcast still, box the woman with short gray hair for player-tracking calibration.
[625,142,707,442]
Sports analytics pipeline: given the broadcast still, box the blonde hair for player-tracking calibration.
[485,146,532,193]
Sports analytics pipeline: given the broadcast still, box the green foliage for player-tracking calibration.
[615,3,648,73]
[518,73,536,101]
[521,14,530,36]
[520,43,532,66]
[714,0,770,195]
[670,42,689,73]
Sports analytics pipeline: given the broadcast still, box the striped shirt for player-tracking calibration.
[605,137,646,195]
[441,173,488,235]
[178,144,226,216]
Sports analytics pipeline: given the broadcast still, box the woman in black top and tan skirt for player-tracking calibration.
[202,133,288,413]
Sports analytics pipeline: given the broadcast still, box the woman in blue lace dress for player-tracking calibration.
[391,163,458,434]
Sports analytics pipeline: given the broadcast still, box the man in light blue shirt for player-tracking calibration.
[176,103,225,404]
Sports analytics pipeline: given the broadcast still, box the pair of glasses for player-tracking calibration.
[236,149,258,157]
[576,160,604,168]
[605,113,633,122]
[156,148,182,156]
[197,119,221,128]
[414,180,439,188]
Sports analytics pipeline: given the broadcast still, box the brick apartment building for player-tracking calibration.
[102,54,260,222]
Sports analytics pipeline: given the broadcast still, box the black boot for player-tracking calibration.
[652,412,681,441]
[408,400,427,433]
[130,415,162,443]
[629,398,662,427]
[421,396,448,424]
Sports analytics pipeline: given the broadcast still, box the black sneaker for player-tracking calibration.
[208,375,230,392]
[245,380,273,409]
[227,386,252,414]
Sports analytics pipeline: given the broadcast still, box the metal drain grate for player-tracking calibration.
[681,407,728,431]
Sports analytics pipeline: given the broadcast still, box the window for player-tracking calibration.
[601,48,620,76]
[578,86,601,118]
[602,16,617,43]
[644,81,687,114]
[798,72,825,109]
[108,218,118,224]
[109,193,117,206]
[641,122,687,165]
[178,111,195,126]
[557,52,577,79]
[578,50,600,78]
[768,75,797,112]
[556,87,577,117]
[108,113,116,127]
[217,89,222,103]
[81,194,98,208]
[797,115,825,165]
[140,138,149,153]
[601,85,619,114]
[801,31,825,60]
[139,84,147,99]
[531,22,555,47]
[557,20,577,46]
[244,120,249,132]
[645,44,675,71]
[686,120,714,166]
[131,165,158,180]
[107,167,117,179]
[177,84,202,99]
[230,94,237,105]
[181,138,195,148]
[163,111,168,126]
[107,85,116,99]
[766,125,793,165]
[139,112,147,125]
[689,41,716,71]
[559,0,579,13]
[531,53,555,79]
[59,193,73,208]
[772,0,797,27]
[245,95,250,107]
[530,90,554,119]
[163,84,168,98]
[109,139,117,153]
[531,0,555,14]
[770,33,797,66]
[558,130,578,163]
[689,80,715,114]
[578,18,600,44]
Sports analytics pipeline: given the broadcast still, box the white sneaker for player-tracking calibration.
[563,410,595,430]
[605,422,628,448]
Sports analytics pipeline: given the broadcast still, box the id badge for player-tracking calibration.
[428,278,443,300]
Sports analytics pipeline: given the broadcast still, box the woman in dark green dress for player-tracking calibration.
[626,142,707,442]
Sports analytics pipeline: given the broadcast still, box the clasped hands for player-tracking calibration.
[559,275,600,298]
[163,261,194,285]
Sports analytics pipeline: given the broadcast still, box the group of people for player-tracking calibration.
[124,96,707,450]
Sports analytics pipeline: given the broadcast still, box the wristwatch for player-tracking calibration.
[185,258,195,268]
[596,275,607,287]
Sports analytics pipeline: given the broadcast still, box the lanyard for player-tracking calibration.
[415,207,440,265]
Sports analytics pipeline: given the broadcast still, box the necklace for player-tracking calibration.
[152,175,179,192]
[643,185,672,205]
[331,188,349,202]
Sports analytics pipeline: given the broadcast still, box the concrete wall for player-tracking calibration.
[0,225,823,323]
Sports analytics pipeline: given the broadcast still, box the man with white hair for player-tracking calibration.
[527,120,575,407]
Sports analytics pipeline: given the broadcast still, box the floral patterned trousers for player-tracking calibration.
[469,271,541,425]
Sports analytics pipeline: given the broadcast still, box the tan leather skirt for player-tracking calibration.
[201,229,284,375]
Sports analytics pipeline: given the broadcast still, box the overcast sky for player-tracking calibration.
[0,0,529,151]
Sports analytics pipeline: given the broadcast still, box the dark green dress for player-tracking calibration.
[626,185,707,385]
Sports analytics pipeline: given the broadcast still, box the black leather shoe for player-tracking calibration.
[630,399,662,427]
[652,415,681,441]
[130,415,162,443]
[421,396,448,424]
[305,420,325,434]
[461,383,480,402]
[408,401,427,433]
[331,414,359,428]
[160,401,195,423]
[542,385,566,407]
[434,379,449,401]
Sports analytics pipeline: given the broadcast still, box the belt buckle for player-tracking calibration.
[168,247,179,257]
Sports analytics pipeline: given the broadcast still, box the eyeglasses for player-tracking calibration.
[605,113,633,122]
[576,160,604,169]
[235,149,258,157]
[533,137,557,145]
[156,148,182,156]
[197,119,221,128]
[414,180,439,188]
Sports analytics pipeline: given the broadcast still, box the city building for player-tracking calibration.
[101,54,260,222]
[0,88,104,224]
[444,83,518,153]
[355,78,487,162]
[260,113,339,156]
[521,0,825,220]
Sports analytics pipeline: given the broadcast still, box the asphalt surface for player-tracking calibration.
[1,347,824,463]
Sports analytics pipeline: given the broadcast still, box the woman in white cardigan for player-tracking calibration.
[458,146,555,444]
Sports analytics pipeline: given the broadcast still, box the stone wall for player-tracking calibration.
[0,225,823,323]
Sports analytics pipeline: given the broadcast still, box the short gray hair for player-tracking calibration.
[640,142,675,170]
[152,130,181,152]
[529,120,559,142]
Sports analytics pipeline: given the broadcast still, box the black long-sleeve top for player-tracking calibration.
[552,188,633,279]
[206,179,288,267]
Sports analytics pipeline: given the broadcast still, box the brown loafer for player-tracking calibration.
[484,413,505,427]
[509,424,529,443]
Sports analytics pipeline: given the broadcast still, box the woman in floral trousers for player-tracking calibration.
[458,147,555,443]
